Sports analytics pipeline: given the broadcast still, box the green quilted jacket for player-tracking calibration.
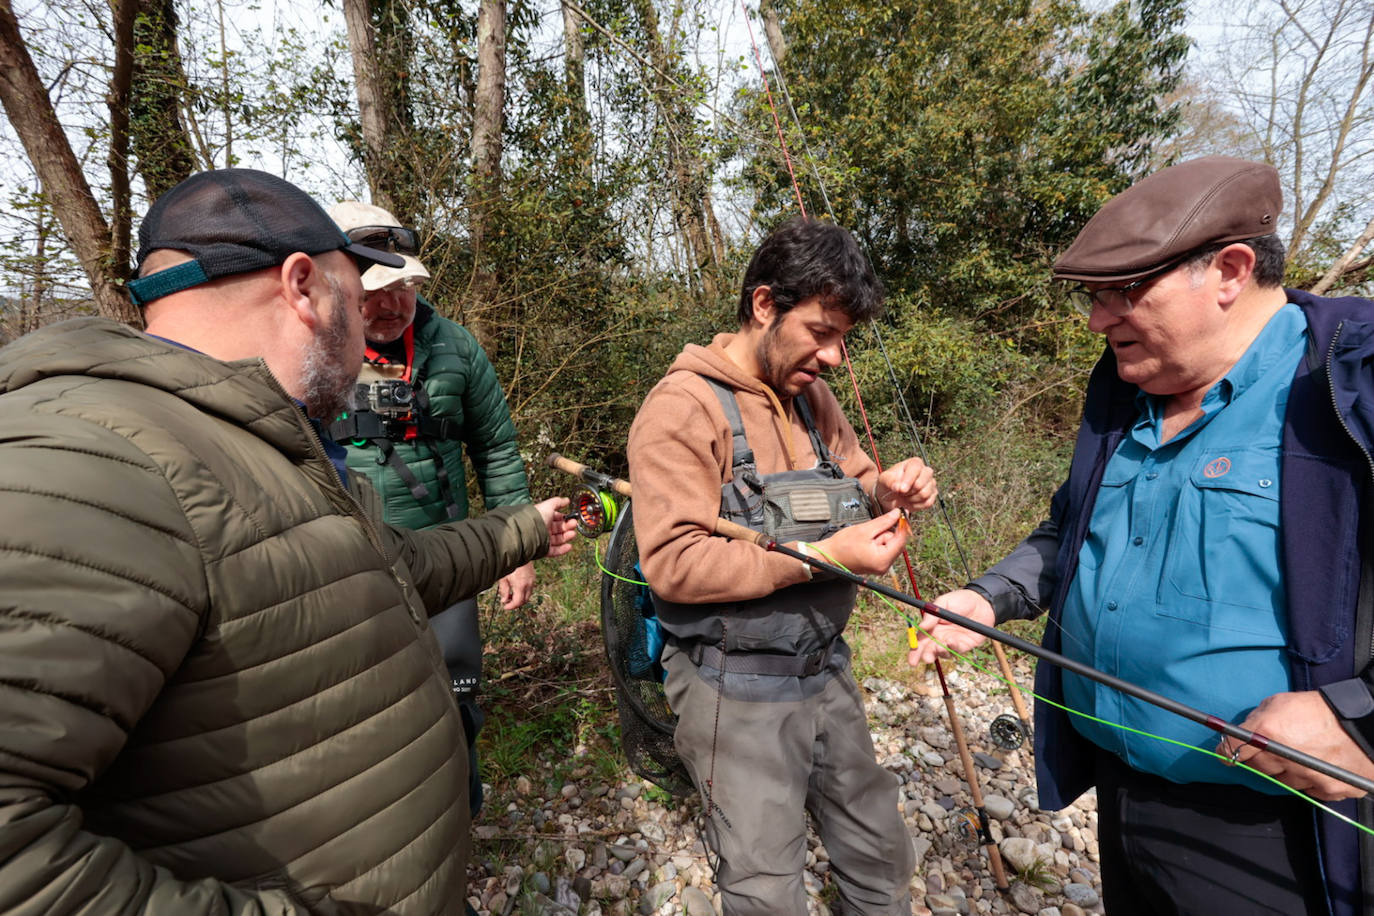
[345,300,531,529]
[0,318,550,914]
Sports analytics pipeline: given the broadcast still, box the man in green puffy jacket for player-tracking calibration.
[328,201,534,816]
[0,168,576,914]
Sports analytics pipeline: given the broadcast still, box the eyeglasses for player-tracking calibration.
[1066,261,1179,317]
[347,224,420,256]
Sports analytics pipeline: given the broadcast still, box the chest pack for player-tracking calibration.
[706,377,875,543]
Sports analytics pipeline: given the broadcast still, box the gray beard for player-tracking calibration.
[299,277,360,420]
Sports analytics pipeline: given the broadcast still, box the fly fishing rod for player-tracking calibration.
[712,516,1374,797]
[548,452,1012,887]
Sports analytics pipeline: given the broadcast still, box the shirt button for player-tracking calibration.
[1145,473,1158,480]
[1259,478,1273,488]
[1107,601,1119,611]
[1132,536,1144,546]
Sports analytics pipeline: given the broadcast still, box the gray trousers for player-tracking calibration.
[664,644,915,915]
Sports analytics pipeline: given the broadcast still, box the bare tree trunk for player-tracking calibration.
[629,0,720,302]
[562,0,586,109]
[561,0,591,169]
[1312,214,1374,295]
[342,0,400,217]
[214,0,232,164]
[131,0,199,198]
[107,0,139,280]
[1289,9,1374,256]
[760,0,787,67]
[0,0,138,324]
[27,207,49,336]
[469,0,506,352]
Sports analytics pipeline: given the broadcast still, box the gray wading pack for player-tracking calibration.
[650,376,876,667]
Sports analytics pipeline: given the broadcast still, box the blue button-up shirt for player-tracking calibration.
[1060,304,1308,791]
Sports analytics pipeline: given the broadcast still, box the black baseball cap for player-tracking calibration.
[128,168,405,306]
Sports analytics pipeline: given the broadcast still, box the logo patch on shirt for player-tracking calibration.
[1203,456,1232,478]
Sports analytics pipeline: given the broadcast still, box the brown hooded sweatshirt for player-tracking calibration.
[628,332,878,607]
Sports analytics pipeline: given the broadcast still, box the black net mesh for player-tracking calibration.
[135,168,400,278]
[600,502,694,796]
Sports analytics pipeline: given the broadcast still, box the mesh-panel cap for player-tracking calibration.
[128,169,404,306]
[1052,156,1282,284]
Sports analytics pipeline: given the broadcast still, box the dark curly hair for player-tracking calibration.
[737,217,885,325]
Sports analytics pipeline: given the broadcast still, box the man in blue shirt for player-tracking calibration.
[913,156,1374,915]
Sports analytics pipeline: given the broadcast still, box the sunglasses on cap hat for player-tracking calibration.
[346,225,419,256]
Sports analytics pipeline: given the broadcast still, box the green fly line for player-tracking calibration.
[796,541,1374,839]
[595,538,648,587]
[588,519,1372,836]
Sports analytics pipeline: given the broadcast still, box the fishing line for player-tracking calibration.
[594,538,648,587]
[745,5,1085,681]
[800,539,1374,828]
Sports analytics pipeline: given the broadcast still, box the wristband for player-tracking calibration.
[798,543,814,581]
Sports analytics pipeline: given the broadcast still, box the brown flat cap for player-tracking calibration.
[1052,156,1281,283]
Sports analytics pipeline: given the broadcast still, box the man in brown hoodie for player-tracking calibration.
[628,217,937,914]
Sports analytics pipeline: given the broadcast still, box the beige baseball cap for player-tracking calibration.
[327,200,431,292]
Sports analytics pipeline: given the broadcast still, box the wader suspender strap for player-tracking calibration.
[702,377,755,474]
[700,377,833,473]
[694,376,840,677]
[793,391,839,471]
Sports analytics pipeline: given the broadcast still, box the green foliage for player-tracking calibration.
[129,0,198,198]
[1015,854,1059,890]
[737,0,1188,325]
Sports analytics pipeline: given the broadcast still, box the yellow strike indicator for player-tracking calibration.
[907,626,919,650]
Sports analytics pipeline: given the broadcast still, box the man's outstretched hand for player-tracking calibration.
[536,497,578,557]
[498,562,536,609]
[908,588,995,666]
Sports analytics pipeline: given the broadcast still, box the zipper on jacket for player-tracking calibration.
[259,362,396,566]
[1324,321,1374,666]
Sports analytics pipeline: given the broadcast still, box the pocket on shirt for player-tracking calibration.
[1077,471,1132,572]
[1158,450,1285,632]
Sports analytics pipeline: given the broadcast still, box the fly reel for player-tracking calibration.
[989,713,1029,751]
[952,807,984,844]
[569,485,619,537]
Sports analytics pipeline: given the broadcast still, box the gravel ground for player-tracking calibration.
[466,657,1104,916]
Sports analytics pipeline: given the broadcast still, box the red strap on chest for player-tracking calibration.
[363,323,417,383]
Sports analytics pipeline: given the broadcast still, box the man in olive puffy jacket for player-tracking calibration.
[0,169,575,915]
[328,202,534,816]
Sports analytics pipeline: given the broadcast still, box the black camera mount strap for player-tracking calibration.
[375,437,433,503]
[409,382,462,520]
[333,348,463,521]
